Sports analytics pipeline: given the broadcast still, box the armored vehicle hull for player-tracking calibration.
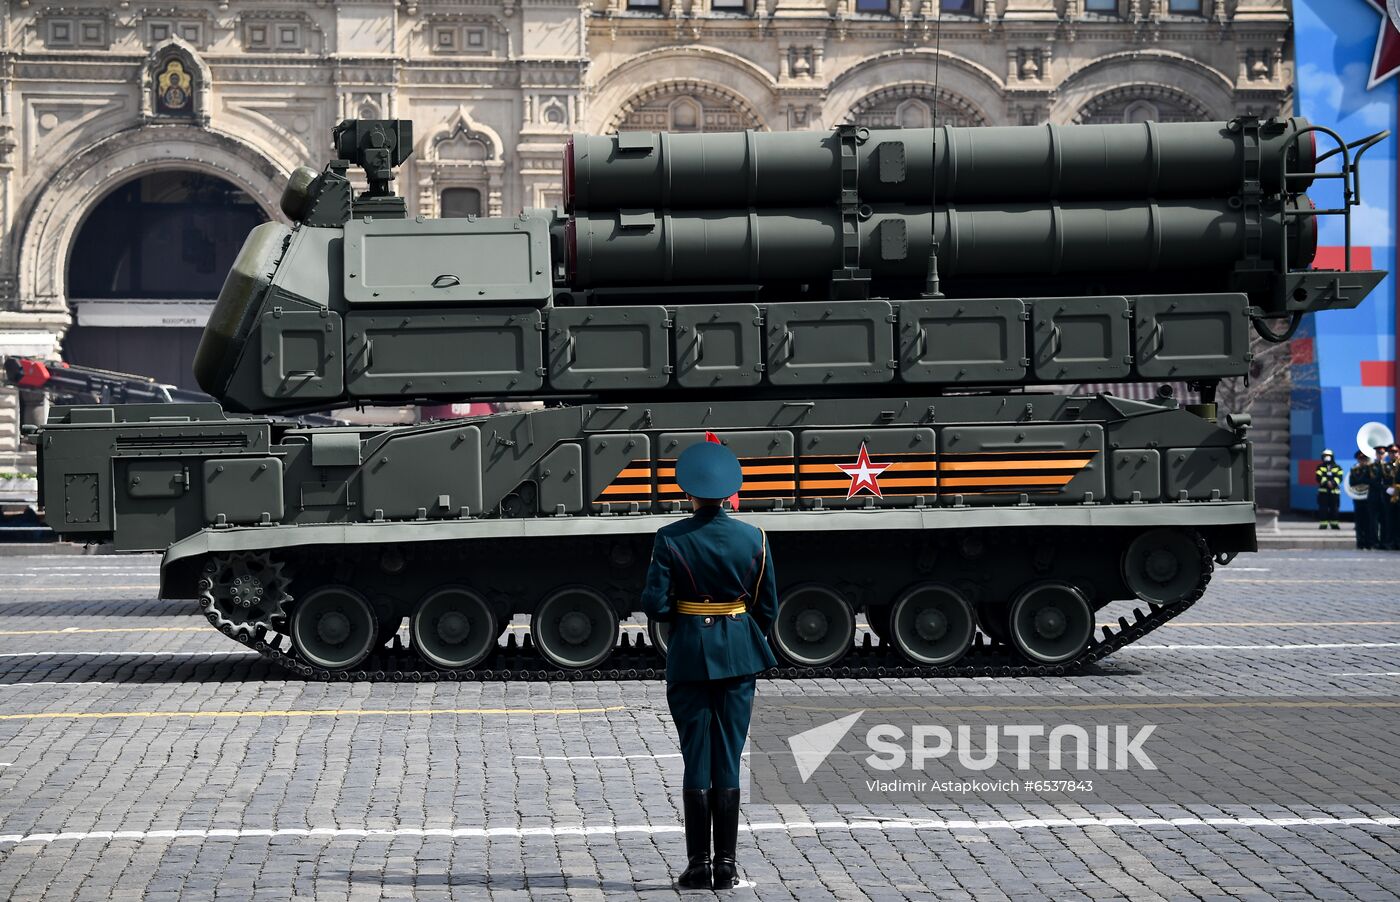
[26,116,1388,679]
[42,391,1243,678]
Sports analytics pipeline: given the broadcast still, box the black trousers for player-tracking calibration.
[1318,492,1339,523]
[1374,496,1393,549]
[1356,499,1374,548]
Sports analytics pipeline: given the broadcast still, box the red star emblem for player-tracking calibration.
[1365,0,1400,88]
[835,442,890,499]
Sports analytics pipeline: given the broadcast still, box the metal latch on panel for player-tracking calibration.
[615,132,657,154]
[618,210,657,231]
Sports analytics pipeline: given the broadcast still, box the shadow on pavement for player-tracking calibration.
[343,869,740,897]
[0,654,284,684]
[0,599,199,617]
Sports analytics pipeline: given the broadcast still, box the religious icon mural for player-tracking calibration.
[155,57,194,117]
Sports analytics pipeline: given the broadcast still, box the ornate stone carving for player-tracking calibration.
[610,80,766,132]
[417,109,506,218]
[845,83,988,128]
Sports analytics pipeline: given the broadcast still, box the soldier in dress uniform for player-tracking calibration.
[1352,451,1375,550]
[1383,442,1394,546]
[1370,446,1393,549]
[641,441,779,891]
[1314,450,1344,530]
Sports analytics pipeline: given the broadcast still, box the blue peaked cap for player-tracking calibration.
[675,442,743,499]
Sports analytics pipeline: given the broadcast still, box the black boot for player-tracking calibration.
[676,789,711,889]
[711,787,741,889]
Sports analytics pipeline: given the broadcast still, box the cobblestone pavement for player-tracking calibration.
[0,551,1397,901]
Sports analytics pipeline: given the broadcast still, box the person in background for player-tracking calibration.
[1314,450,1344,530]
[1351,451,1374,550]
[1388,444,1400,548]
[1371,446,1393,550]
[641,441,779,891]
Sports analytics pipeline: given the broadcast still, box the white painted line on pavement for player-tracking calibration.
[1225,567,1270,572]
[1126,642,1400,651]
[516,753,683,761]
[0,651,255,658]
[1331,672,1400,677]
[0,815,1395,847]
[1,682,120,688]
[0,763,10,767]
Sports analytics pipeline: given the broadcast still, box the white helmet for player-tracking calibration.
[1323,449,1335,457]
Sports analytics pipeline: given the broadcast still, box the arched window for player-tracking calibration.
[441,187,483,218]
[64,170,267,390]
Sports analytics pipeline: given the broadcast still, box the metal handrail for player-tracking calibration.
[1279,124,1389,273]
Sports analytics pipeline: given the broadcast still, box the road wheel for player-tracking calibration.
[532,587,619,670]
[291,586,377,671]
[889,583,976,666]
[772,584,856,668]
[1008,582,1093,665]
[411,586,498,670]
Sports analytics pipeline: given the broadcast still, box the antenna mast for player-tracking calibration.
[922,4,945,298]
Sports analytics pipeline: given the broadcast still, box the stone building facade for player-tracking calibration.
[0,0,1293,499]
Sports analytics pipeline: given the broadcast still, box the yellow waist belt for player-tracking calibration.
[675,600,747,616]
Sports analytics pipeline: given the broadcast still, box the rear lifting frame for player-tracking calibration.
[199,534,1214,682]
[1253,121,1390,343]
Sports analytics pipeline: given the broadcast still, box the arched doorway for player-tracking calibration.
[62,170,268,390]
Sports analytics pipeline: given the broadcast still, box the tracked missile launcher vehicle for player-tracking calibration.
[29,117,1387,680]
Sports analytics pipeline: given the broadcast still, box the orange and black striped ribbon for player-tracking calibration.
[592,451,1095,503]
[935,450,1096,495]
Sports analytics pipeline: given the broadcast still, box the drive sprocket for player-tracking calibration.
[199,551,291,639]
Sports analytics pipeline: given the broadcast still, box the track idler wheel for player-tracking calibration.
[1008,582,1093,665]
[773,585,856,668]
[889,583,976,666]
[532,587,619,670]
[1122,528,1207,604]
[290,586,378,671]
[411,587,499,670]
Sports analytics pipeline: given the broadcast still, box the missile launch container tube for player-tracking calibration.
[27,117,1389,679]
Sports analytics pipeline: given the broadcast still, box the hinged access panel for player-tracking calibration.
[673,305,763,389]
[345,308,543,397]
[1031,296,1132,382]
[360,426,482,519]
[765,300,896,386]
[1134,293,1250,381]
[342,215,551,306]
[547,306,670,391]
[260,309,344,401]
[899,298,1027,384]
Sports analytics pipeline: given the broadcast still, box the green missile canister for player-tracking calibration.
[564,118,1317,211]
[566,198,1316,287]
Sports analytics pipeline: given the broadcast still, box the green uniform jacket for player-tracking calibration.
[641,506,780,683]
